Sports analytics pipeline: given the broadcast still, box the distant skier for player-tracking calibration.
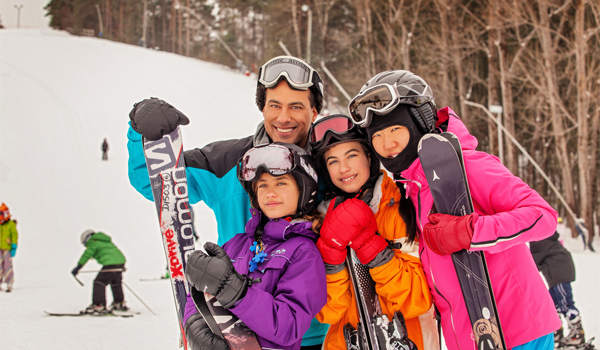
[102,138,109,160]
[182,143,327,350]
[71,230,128,314]
[0,203,18,292]
[530,231,587,348]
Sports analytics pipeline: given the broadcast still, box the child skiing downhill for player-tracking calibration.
[182,143,327,350]
[0,203,18,292]
[349,70,560,349]
[309,114,438,350]
[71,230,128,314]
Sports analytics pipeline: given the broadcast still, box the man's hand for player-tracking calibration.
[129,98,190,141]
[423,213,478,255]
[185,242,251,309]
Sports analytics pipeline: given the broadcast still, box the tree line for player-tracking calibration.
[45,0,600,244]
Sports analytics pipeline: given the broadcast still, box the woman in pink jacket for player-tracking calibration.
[348,70,560,350]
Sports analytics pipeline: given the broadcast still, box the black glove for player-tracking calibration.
[184,313,230,350]
[185,242,254,309]
[129,97,190,141]
[71,265,82,276]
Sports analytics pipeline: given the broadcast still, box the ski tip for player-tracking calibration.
[417,133,451,152]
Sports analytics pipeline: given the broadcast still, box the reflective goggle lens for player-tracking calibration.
[240,145,294,182]
[349,85,395,124]
[262,58,312,86]
[311,116,355,143]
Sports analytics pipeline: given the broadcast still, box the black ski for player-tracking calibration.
[344,246,417,349]
[418,132,506,350]
[44,310,136,318]
[143,126,260,350]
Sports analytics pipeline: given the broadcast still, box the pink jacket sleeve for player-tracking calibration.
[464,150,558,254]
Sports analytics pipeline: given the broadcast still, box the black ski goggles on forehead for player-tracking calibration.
[258,56,324,95]
[348,82,435,128]
[238,144,299,183]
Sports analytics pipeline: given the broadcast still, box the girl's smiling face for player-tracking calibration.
[324,141,371,194]
[371,125,410,159]
[255,173,300,219]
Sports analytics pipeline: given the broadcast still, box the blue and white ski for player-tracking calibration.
[144,127,261,350]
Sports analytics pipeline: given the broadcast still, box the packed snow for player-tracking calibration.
[0,28,598,349]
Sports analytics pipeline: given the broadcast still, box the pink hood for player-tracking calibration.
[400,107,560,349]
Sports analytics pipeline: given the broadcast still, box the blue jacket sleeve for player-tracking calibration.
[127,124,253,245]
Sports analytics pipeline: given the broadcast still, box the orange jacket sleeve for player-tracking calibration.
[316,268,353,325]
[370,252,432,319]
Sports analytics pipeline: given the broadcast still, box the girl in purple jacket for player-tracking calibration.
[182,143,327,350]
[348,70,560,350]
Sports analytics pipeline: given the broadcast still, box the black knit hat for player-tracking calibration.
[365,105,424,175]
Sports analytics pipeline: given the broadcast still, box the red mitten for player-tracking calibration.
[320,198,384,265]
[350,233,388,265]
[321,198,377,247]
[316,237,347,265]
[423,213,478,256]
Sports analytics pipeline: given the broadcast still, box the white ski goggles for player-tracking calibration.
[238,144,297,182]
[258,56,323,94]
[348,82,435,128]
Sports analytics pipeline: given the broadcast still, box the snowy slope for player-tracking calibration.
[0,29,598,349]
[0,28,262,349]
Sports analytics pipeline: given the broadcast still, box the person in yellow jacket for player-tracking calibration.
[309,115,439,350]
[0,203,18,292]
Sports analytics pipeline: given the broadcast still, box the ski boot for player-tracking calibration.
[110,301,129,312]
[555,326,565,345]
[559,315,585,348]
[82,304,109,315]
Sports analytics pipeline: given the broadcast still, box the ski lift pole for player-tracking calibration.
[176,4,245,69]
[278,41,292,56]
[463,101,582,230]
[321,61,352,103]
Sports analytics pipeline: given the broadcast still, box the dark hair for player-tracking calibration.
[256,78,323,113]
[396,182,418,244]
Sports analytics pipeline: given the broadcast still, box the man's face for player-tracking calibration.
[263,80,318,148]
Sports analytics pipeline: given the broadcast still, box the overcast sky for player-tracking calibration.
[1,0,50,28]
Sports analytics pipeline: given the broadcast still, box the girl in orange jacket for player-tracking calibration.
[309,114,438,350]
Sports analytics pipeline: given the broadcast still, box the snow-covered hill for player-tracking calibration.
[0,28,598,349]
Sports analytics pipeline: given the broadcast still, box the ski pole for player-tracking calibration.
[122,281,156,315]
[79,269,124,273]
[73,274,84,286]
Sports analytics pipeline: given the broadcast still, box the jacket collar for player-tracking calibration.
[245,208,317,244]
